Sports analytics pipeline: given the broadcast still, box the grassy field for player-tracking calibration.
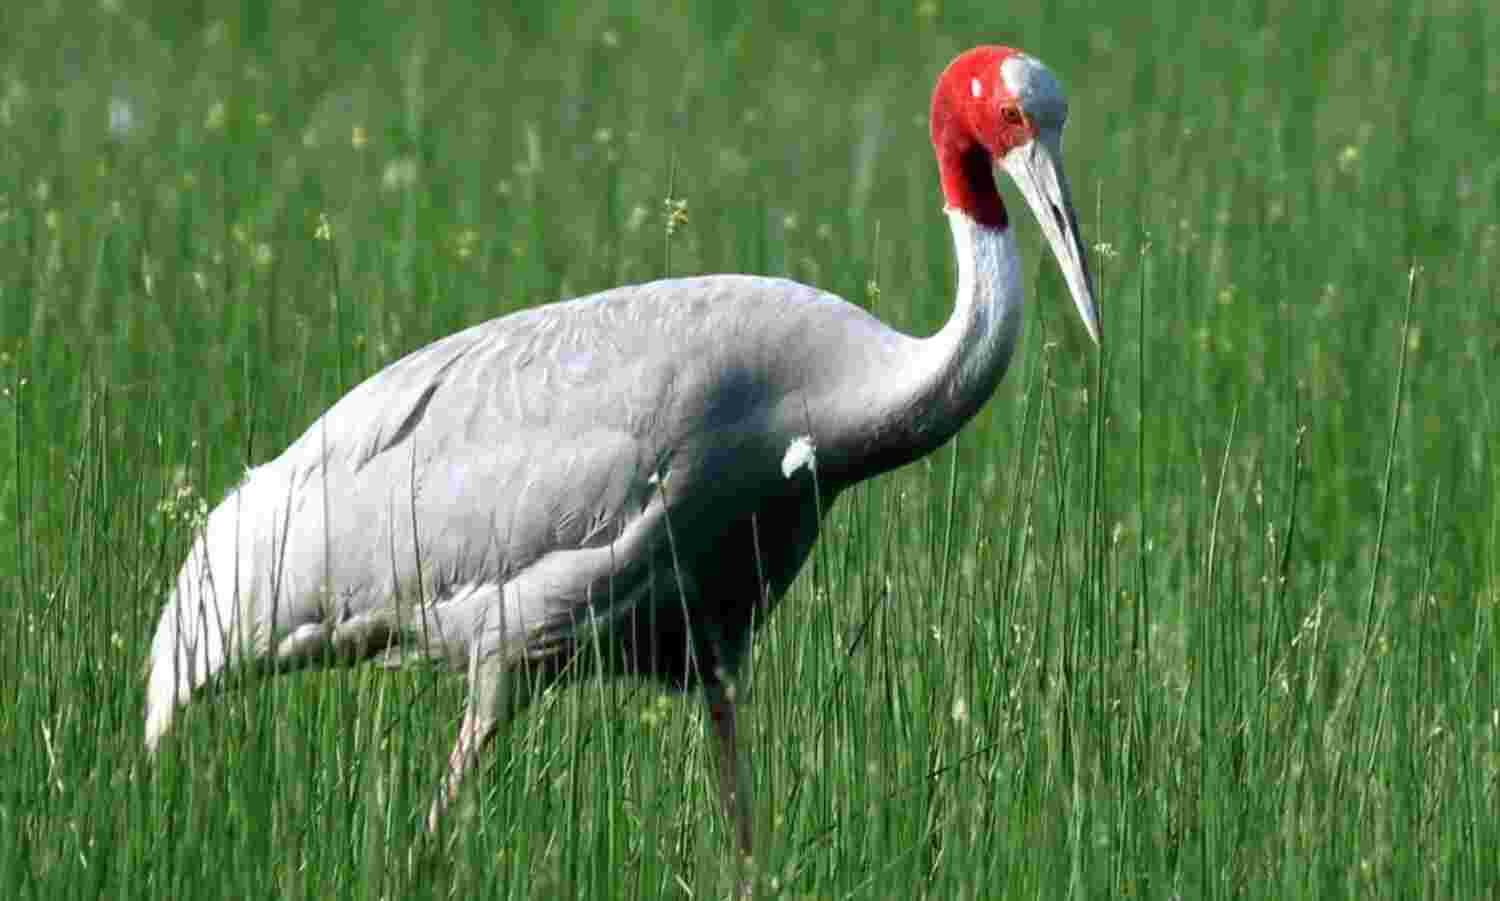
[2,0,1497,897]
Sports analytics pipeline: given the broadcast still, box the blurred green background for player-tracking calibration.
[1,1,1496,897]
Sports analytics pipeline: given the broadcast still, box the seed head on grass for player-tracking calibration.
[1337,144,1361,174]
[155,467,209,530]
[451,228,480,260]
[626,204,649,232]
[662,192,689,276]
[639,695,674,728]
[950,696,969,727]
[663,196,688,237]
[381,158,418,191]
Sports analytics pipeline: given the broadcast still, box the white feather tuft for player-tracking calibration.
[780,435,817,478]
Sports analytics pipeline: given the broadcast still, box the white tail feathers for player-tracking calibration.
[145,532,240,752]
[142,456,552,751]
[145,471,280,752]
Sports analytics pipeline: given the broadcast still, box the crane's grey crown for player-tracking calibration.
[1000,54,1068,131]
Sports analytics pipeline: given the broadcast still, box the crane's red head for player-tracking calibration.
[930,46,1102,344]
[931,46,1067,229]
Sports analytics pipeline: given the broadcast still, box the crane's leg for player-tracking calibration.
[704,680,754,896]
[427,652,512,832]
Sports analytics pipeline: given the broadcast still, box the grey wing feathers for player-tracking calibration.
[147,274,898,730]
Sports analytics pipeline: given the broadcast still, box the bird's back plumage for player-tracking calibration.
[146,274,912,745]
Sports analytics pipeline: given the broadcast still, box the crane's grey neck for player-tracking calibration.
[838,209,1023,478]
[924,208,1024,411]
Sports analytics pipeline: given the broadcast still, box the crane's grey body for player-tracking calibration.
[154,274,932,707]
[146,47,1100,890]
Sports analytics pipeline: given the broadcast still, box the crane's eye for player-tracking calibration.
[1002,107,1024,126]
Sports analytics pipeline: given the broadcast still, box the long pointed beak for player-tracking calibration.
[999,134,1102,345]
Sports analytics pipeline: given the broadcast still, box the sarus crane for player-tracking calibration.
[146,44,1101,877]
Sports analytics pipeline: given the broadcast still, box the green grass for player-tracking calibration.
[3,0,1498,897]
